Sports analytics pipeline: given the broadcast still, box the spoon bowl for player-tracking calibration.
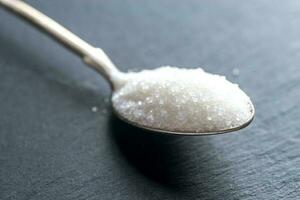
[113,102,254,136]
[112,89,255,136]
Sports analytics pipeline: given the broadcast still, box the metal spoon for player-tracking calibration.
[0,0,254,135]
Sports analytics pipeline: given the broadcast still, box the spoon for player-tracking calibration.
[0,0,254,135]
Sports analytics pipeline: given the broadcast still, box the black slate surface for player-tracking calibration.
[0,0,300,199]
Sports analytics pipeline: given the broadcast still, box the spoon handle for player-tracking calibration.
[0,0,120,84]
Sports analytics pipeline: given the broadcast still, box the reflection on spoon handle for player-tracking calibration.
[0,0,120,84]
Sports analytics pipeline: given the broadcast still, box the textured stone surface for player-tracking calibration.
[0,0,299,199]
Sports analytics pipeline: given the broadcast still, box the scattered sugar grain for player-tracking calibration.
[104,97,110,104]
[102,108,108,114]
[232,68,240,76]
[91,106,98,112]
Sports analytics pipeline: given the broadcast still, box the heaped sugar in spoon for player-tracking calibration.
[0,0,254,135]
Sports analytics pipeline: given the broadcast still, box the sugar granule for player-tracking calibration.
[91,106,98,112]
[232,68,240,76]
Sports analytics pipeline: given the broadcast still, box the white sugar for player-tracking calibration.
[91,106,98,112]
[112,66,252,133]
[232,68,240,76]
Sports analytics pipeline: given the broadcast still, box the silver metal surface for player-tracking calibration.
[0,0,255,136]
[113,101,255,136]
[0,0,120,84]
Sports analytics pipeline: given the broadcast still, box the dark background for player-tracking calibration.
[0,0,299,199]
